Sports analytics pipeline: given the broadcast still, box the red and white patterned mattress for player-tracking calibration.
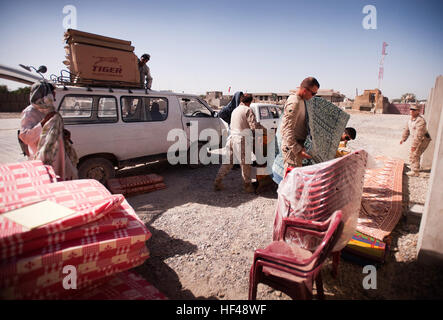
[0,161,152,300]
[0,161,57,192]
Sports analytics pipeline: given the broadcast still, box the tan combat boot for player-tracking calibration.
[406,171,419,177]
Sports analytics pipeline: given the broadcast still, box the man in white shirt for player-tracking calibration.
[214,94,265,193]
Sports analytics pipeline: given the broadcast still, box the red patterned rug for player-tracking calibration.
[356,156,404,241]
[107,174,167,197]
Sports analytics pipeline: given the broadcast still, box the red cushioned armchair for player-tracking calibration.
[249,210,344,300]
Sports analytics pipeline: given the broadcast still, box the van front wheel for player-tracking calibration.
[78,157,115,184]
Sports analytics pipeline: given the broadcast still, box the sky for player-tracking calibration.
[0,0,442,99]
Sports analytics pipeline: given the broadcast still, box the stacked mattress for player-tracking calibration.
[0,161,152,299]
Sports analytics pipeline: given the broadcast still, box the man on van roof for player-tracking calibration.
[138,53,153,90]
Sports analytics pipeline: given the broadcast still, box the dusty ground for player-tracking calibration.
[2,112,442,300]
[125,112,443,300]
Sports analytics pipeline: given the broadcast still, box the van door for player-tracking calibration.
[58,94,120,159]
[178,96,222,149]
[117,95,175,160]
[267,106,281,132]
[257,105,278,131]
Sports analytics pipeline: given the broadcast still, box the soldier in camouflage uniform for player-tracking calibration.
[214,94,265,193]
[280,77,319,172]
[400,105,431,177]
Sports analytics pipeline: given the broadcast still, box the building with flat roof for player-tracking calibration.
[251,89,346,105]
[204,89,347,109]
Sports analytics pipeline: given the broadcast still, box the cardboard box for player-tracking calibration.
[65,29,132,47]
[69,43,140,85]
[64,29,141,87]
[64,29,134,52]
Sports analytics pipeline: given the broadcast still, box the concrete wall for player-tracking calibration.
[384,103,425,115]
[417,75,443,265]
[422,76,443,169]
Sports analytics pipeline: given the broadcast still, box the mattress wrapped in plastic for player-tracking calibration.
[273,149,368,251]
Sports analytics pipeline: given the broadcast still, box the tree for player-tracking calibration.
[12,87,31,95]
[401,93,416,103]
[0,85,31,94]
[0,85,8,93]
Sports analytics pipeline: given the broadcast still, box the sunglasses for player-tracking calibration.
[305,87,317,96]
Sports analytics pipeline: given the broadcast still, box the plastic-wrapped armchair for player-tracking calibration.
[273,150,368,277]
[249,210,343,300]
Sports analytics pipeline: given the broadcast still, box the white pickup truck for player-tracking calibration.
[55,85,224,182]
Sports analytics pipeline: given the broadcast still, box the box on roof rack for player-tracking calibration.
[63,29,142,89]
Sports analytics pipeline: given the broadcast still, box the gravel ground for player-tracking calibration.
[127,112,443,300]
[6,112,441,300]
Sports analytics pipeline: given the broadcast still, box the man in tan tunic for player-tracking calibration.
[281,77,319,171]
[214,94,265,193]
[400,105,431,177]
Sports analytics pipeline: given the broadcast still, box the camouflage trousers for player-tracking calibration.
[409,137,431,173]
[283,152,303,175]
[215,136,252,185]
[281,143,303,172]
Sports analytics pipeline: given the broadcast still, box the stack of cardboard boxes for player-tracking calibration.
[63,29,141,87]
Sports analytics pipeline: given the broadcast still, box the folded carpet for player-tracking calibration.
[356,156,404,241]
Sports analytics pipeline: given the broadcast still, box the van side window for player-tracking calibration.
[59,95,118,124]
[60,96,93,118]
[121,96,168,122]
[98,97,118,119]
[144,97,168,121]
[180,97,212,117]
[269,106,280,119]
[259,106,272,120]
[121,97,143,121]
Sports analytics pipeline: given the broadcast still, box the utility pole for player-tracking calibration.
[378,42,388,91]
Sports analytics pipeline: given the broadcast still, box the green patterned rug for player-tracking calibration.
[272,97,350,184]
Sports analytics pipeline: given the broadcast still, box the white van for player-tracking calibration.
[250,103,282,132]
[55,86,223,182]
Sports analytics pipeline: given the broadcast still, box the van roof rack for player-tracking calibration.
[53,69,144,91]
